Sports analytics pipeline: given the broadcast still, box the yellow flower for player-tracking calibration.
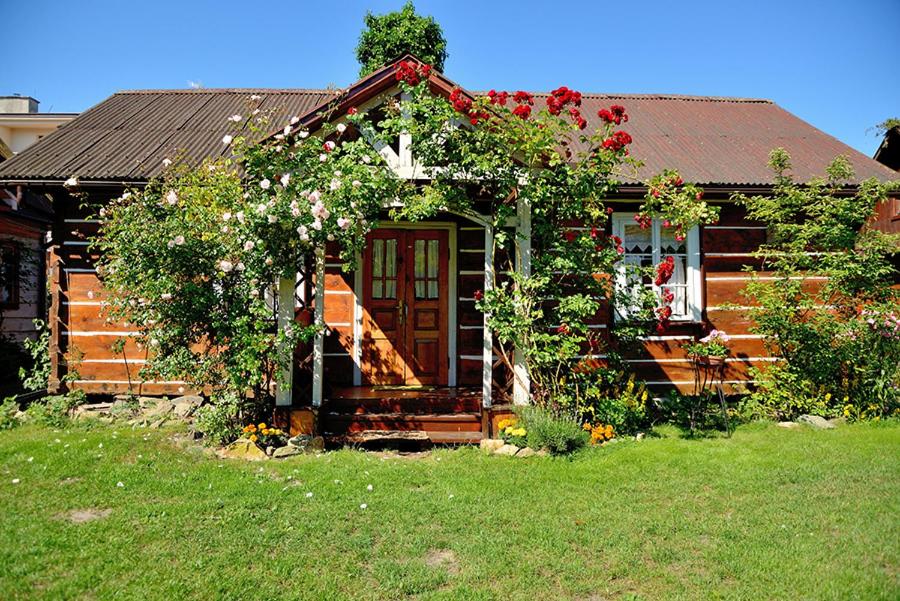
[258,422,267,430]
[824,393,832,402]
[512,428,526,437]
[583,422,592,431]
[504,426,515,434]
[249,434,258,442]
[641,390,648,402]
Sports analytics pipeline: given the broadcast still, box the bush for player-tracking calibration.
[565,369,649,435]
[517,406,588,455]
[194,393,245,446]
[25,390,86,428]
[0,398,20,430]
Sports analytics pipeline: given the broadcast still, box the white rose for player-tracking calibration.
[283,125,291,136]
[64,176,79,188]
[336,123,347,134]
[267,214,277,223]
[222,211,232,221]
[352,180,362,188]
[280,173,291,187]
[165,190,178,205]
[259,179,271,190]
[219,260,233,273]
[222,134,233,145]
[244,240,255,251]
[362,155,372,164]
[290,116,300,125]
[162,158,172,167]
[174,235,185,245]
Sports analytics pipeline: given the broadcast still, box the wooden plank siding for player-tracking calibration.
[51,194,774,398]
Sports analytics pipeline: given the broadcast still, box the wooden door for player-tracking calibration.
[361,229,449,386]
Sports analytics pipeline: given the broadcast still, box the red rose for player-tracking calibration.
[513,91,534,105]
[347,107,358,115]
[557,324,570,335]
[512,104,531,120]
[474,289,484,301]
[564,230,577,243]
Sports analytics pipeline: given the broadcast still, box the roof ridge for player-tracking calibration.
[113,88,337,95]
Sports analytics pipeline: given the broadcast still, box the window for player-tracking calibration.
[612,214,701,322]
[0,242,20,309]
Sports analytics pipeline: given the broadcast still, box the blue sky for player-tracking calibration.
[2,0,897,155]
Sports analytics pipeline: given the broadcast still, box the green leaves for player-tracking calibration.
[355,2,448,76]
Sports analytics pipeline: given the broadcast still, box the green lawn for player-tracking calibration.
[1,421,898,600]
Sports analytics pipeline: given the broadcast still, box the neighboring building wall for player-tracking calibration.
[0,222,44,343]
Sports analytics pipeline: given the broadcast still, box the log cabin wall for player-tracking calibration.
[53,192,774,399]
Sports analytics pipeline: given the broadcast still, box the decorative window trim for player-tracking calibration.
[611,214,702,322]
[0,241,21,310]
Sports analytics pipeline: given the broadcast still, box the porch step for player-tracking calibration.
[328,429,484,446]
[322,412,483,434]
[326,397,482,415]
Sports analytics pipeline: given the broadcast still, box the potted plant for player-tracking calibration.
[684,329,731,367]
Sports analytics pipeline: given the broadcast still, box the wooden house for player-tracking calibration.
[0,60,896,441]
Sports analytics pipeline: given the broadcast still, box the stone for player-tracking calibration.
[172,402,197,419]
[635,432,645,441]
[273,445,302,458]
[535,449,550,457]
[288,435,324,452]
[149,418,167,429]
[218,438,267,461]
[828,417,847,427]
[495,444,520,456]
[798,415,835,430]
[516,447,536,458]
[479,438,505,453]
[777,421,800,429]
[145,400,174,418]
[265,445,275,457]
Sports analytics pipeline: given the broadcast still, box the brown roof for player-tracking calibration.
[0,82,895,188]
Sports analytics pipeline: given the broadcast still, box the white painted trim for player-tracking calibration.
[513,196,531,405]
[645,380,757,386]
[482,226,494,408]
[62,241,91,246]
[324,289,353,295]
[353,250,363,387]
[63,219,101,224]
[326,322,353,327]
[704,225,767,230]
[706,276,828,281]
[460,249,485,253]
[275,277,294,407]
[81,358,147,364]
[459,270,485,275]
[312,248,325,407]
[62,267,96,273]
[459,324,483,330]
[63,301,105,306]
[63,331,138,336]
[70,379,187,385]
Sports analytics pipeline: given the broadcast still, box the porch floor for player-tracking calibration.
[321,386,485,445]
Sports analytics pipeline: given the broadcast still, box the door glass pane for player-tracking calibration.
[372,239,383,277]
[372,279,383,299]
[386,240,397,277]
[427,240,438,278]
[414,240,426,278]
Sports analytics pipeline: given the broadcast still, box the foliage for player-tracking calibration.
[390,68,719,414]
[18,319,51,392]
[516,405,588,455]
[194,392,246,446]
[241,421,286,447]
[93,98,402,405]
[683,329,731,358]
[24,390,86,428]
[875,117,900,134]
[734,149,900,420]
[0,398,19,431]
[355,2,447,76]
[558,368,649,434]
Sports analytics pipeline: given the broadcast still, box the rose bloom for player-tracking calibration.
[174,235,185,245]
[222,134,233,145]
[259,179,271,190]
[165,190,178,205]
[219,260,234,273]
[229,114,242,123]
[336,123,347,134]
[280,173,291,187]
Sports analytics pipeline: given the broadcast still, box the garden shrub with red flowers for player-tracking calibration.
[384,69,720,431]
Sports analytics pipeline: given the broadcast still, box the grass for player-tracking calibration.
[0,421,898,600]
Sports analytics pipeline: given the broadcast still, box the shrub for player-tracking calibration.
[356,2,448,76]
[241,422,286,448]
[496,416,527,447]
[194,393,245,446]
[0,398,20,430]
[25,390,86,428]
[517,406,588,455]
[565,369,649,435]
[19,319,51,392]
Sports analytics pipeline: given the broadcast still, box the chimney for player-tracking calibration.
[0,94,39,114]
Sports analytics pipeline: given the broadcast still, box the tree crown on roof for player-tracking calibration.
[356,2,448,76]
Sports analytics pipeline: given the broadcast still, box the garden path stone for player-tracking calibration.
[495,444,519,456]
[218,438,267,461]
[516,447,536,458]
[479,438,504,453]
[777,421,800,429]
[798,415,835,429]
[273,445,302,458]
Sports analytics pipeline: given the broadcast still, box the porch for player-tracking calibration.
[274,386,515,447]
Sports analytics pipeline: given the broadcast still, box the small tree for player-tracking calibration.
[735,149,900,420]
[355,2,448,76]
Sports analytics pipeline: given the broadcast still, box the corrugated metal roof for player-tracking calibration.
[0,87,894,187]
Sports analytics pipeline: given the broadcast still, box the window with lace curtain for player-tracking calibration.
[611,214,702,322]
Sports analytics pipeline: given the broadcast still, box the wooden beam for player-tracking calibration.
[275,277,294,407]
[312,247,325,407]
[482,226,493,408]
[513,197,531,405]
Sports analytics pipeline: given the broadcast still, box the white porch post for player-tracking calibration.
[482,225,494,409]
[275,277,295,407]
[312,247,325,407]
[513,197,532,405]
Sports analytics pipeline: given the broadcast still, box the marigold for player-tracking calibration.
[249,434,258,442]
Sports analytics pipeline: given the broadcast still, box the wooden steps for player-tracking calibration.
[320,387,485,446]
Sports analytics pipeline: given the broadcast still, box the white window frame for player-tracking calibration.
[611,213,702,322]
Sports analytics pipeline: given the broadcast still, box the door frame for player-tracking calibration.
[353,222,458,387]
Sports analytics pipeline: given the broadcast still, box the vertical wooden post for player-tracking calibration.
[275,277,295,407]
[47,246,62,394]
[513,197,532,405]
[482,226,494,409]
[312,247,325,407]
